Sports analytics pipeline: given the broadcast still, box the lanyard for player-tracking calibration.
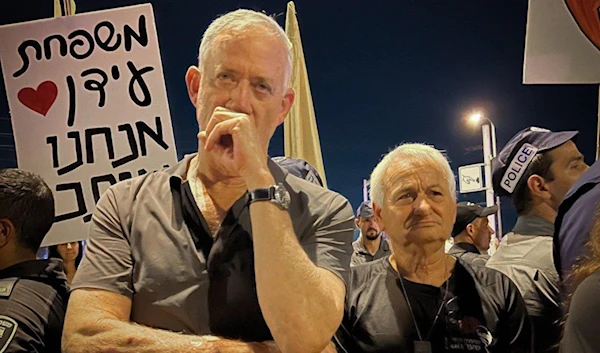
[397,264,449,341]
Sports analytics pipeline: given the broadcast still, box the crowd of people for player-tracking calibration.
[1,8,599,353]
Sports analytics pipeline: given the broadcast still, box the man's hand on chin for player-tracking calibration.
[198,106,272,187]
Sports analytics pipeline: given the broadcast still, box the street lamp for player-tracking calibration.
[468,112,503,250]
[469,113,482,125]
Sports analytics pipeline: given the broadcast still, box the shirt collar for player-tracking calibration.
[0,259,66,280]
[451,242,481,254]
[352,234,389,254]
[169,153,289,212]
[512,215,555,236]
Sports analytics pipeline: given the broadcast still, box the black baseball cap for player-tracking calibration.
[356,202,374,218]
[451,201,498,237]
[491,127,578,197]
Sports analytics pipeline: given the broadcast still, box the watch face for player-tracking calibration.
[274,183,291,209]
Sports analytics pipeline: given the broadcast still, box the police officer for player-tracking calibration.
[486,127,588,353]
[0,169,69,353]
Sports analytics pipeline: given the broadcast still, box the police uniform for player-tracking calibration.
[0,259,69,353]
[487,126,579,353]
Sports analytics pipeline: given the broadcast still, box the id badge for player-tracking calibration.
[414,340,432,353]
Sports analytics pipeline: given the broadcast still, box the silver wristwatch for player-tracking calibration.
[248,182,291,210]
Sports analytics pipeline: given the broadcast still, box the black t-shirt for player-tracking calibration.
[335,257,531,353]
[560,271,600,353]
[401,278,448,352]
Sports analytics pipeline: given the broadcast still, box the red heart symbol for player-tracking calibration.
[17,81,58,116]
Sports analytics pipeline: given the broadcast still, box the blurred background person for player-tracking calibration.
[0,168,69,352]
[448,201,497,266]
[49,241,83,284]
[560,205,600,353]
[272,156,324,187]
[351,201,389,266]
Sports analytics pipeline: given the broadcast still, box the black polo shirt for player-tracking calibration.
[72,154,354,341]
[0,259,69,353]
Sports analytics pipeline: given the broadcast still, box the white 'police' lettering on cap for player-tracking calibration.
[529,127,550,132]
[500,143,539,194]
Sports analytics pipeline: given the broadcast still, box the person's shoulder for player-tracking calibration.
[567,272,600,333]
[102,158,187,206]
[108,163,177,194]
[447,244,464,256]
[348,257,391,289]
[15,277,66,303]
[465,253,491,267]
[0,278,64,319]
[0,278,18,301]
[351,239,364,251]
[286,173,347,203]
[572,271,600,305]
[0,278,65,353]
[564,182,600,219]
[458,258,513,288]
[285,174,353,223]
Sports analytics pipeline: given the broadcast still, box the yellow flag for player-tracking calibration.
[284,1,328,188]
[68,0,76,15]
[54,0,76,17]
[54,0,62,17]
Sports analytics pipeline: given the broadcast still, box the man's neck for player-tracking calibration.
[63,260,77,283]
[361,234,381,255]
[64,260,77,274]
[452,235,480,252]
[0,251,36,271]
[526,203,557,224]
[389,244,454,287]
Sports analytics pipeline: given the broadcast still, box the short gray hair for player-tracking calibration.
[198,9,293,88]
[370,143,456,205]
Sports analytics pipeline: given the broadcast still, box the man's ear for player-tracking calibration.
[185,66,202,108]
[276,88,295,125]
[527,174,551,200]
[354,218,360,229]
[465,223,475,238]
[0,219,15,248]
[373,203,385,232]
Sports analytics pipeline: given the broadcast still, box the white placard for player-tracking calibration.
[0,4,177,246]
[524,0,600,84]
[458,163,484,194]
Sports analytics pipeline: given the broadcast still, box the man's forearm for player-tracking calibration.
[63,316,279,353]
[250,202,345,353]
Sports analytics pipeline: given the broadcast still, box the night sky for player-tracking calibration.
[1,0,598,233]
